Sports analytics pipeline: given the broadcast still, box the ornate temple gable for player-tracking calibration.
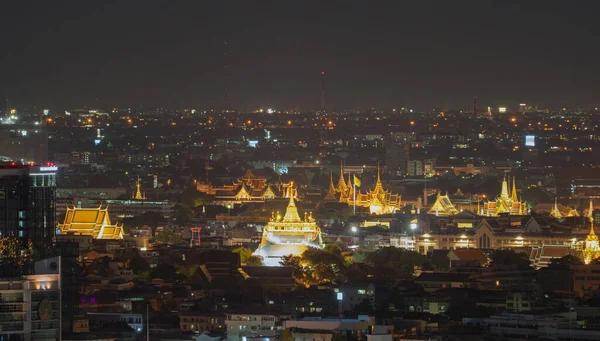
[263,185,277,199]
[235,185,251,200]
[428,192,459,216]
[524,216,543,233]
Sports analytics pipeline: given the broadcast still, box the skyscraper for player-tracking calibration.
[385,138,410,176]
[0,165,57,244]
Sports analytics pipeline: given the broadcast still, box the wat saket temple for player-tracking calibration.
[481,176,527,217]
[57,205,124,240]
[333,163,402,215]
[254,186,323,266]
[197,170,282,206]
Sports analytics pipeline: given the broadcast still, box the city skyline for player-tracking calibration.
[2,1,600,109]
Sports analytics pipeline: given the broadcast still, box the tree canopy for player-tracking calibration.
[233,247,263,266]
[489,249,531,269]
[154,230,183,244]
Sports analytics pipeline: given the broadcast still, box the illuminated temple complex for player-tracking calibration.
[482,176,527,216]
[428,176,527,217]
[254,185,323,266]
[197,170,282,206]
[334,163,403,215]
[57,205,124,240]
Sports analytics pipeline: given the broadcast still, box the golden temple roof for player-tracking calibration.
[58,205,124,240]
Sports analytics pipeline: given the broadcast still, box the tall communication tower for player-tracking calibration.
[223,41,228,113]
[320,71,326,110]
[473,96,478,117]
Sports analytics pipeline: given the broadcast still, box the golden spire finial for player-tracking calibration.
[134,176,143,200]
[377,162,381,185]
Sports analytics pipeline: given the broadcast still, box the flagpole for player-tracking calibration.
[59,256,62,341]
[353,174,356,215]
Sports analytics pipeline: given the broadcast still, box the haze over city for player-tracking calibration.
[2,1,600,109]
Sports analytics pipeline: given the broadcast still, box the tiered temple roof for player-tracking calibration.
[58,205,124,240]
[202,170,283,204]
[254,184,323,266]
[428,192,460,216]
[482,176,527,216]
[336,164,402,214]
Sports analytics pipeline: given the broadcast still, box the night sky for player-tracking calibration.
[2,1,600,110]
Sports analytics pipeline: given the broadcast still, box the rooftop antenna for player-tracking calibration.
[321,71,326,110]
[223,41,228,113]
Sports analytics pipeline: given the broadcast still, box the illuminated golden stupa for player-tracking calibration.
[133,176,146,200]
[57,205,124,240]
[583,217,600,264]
[254,184,323,266]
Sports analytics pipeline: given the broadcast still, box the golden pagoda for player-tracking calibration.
[254,183,323,266]
[58,205,124,240]
[583,217,600,264]
[133,176,146,200]
[482,176,527,216]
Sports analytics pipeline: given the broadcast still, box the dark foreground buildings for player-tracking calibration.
[0,165,57,244]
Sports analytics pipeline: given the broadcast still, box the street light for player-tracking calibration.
[227,204,231,216]
[351,226,357,233]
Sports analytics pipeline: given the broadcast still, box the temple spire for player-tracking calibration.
[323,171,338,201]
[511,176,518,202]
[337,160,347,193]
[282,182,302,223]
[550,198,562,218]
[134,176,144,200]
[587,199,595,220]
[500,175,509,200]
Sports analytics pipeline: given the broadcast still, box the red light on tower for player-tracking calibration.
[321,71,325,75]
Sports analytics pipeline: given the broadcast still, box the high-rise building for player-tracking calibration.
[385,140,409,176]
[0,165,57,244]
